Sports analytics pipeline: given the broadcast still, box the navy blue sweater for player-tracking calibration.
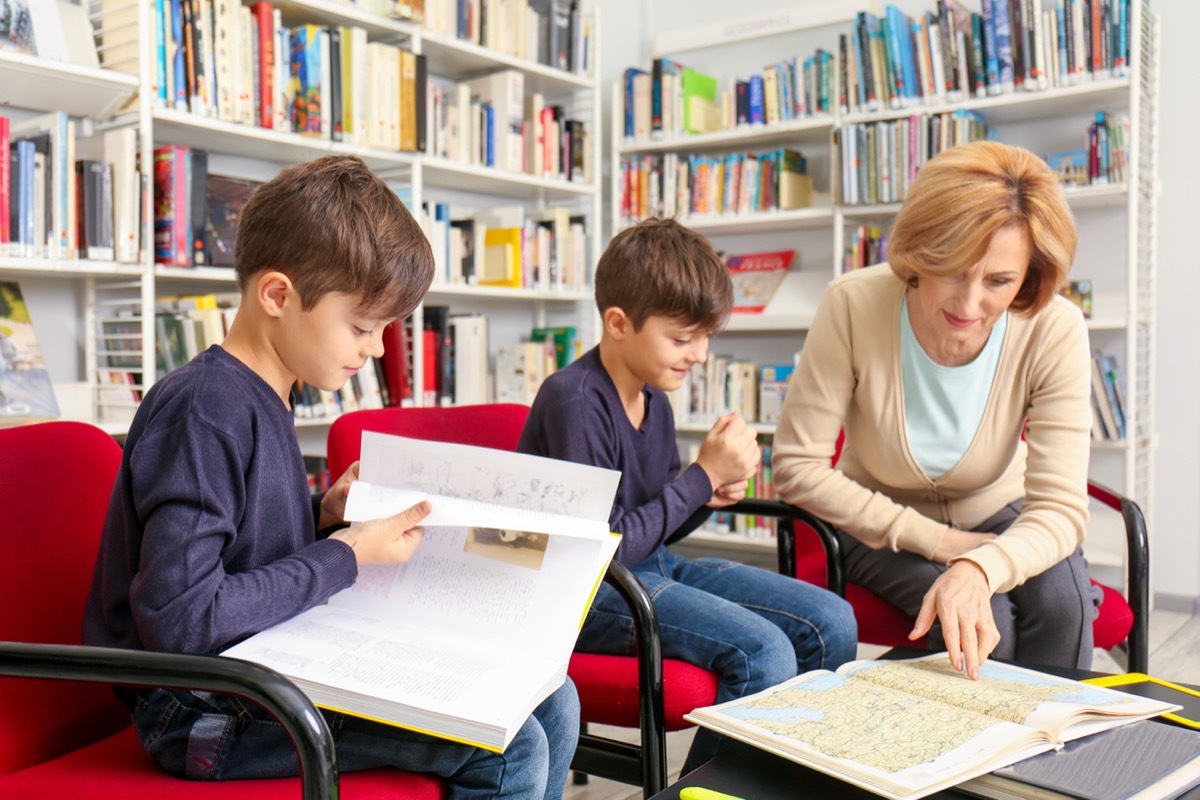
[83,346,358,656]
[517,347,713,567]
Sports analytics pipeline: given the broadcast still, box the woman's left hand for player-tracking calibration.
[910,560,1000,680]
[319,460,360,530]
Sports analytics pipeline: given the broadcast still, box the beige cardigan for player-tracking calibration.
[772,264,1092,594]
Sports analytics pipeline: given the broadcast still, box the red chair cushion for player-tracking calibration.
[569,653,719,731]
[1092,581,1134,651]
[0,727,446,798]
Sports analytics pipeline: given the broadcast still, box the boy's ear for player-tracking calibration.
[257,271,295,318]
[603,307,631,340]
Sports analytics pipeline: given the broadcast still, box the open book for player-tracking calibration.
[223,431,621,752]
[684,654,1180,800]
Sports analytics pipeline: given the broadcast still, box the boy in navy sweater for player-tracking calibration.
[518,217,856,774]
[84,155,579,798]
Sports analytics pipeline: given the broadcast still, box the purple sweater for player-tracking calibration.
[83,346,358,656]
[517,347,714,567]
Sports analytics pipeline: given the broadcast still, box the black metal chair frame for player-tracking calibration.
[0,643,338,799]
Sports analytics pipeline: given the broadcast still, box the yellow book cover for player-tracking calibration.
[480,227,523,288]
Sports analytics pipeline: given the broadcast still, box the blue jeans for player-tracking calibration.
[580,546,857,774]
[126,677,580,799]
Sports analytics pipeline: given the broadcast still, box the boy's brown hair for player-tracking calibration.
[235,155,434,320]
[594,217,732,332]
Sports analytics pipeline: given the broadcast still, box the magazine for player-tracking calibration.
[0,281,60,426]
[726,249,795,313]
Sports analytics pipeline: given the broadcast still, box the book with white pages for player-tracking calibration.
[223,431,621,752]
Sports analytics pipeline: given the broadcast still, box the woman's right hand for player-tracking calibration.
[931,528,997,565]
[329,500,430,566]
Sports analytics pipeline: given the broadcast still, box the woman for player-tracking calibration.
[773,141,1101,677]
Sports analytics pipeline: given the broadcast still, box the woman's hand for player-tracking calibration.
[319,461,360,530]
[329,501,430,566]
[707,479,749,509]
[910,560,999,680]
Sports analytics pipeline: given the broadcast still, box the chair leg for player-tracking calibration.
[572,722,589,785]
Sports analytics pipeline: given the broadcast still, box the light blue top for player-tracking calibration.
[900,296,1007,480]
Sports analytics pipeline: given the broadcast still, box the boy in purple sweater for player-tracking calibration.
[518,218,856,774]
[84,156,579,798]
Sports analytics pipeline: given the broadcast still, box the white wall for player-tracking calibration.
[586,0,1200,607]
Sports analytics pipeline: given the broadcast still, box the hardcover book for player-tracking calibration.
[726,249,796,313]
[0,281,60,426]
[958,719,1200,800]
[684,653,1179,800]
[223,431,621,752]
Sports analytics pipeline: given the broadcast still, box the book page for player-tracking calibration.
[344,482,611,539]
[222,602,564,732]
[356,430,620,522]
[840,655,1176,741]
[327,526,617,663]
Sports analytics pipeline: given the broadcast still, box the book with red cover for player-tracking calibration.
[379,319,411,407]
[726,249,796,313]
[250,1,275,128]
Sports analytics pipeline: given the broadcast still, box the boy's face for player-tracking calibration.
[620,314,709,392]
[277,290,393,392]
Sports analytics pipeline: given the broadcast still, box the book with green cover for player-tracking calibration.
[680,67,719,134]
[530,326,578,369]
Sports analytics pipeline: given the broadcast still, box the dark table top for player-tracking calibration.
[651,650,1200,800]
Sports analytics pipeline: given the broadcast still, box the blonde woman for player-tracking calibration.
[774,141,1101,677]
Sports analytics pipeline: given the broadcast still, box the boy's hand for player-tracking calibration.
[319,460,360,530]
[708,479,749,508]
[696,413,760,491]
[330,501,430,566]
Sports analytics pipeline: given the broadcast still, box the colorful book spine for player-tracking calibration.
[250,1,274,128]
[0,116,8,249]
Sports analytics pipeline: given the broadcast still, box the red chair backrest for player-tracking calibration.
[327,404,531,477]
[0,421,131,773]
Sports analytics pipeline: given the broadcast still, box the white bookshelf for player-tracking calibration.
[614,1,1159,548]
[1,3,603,443]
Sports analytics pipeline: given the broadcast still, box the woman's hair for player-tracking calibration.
[887,141,1077,314]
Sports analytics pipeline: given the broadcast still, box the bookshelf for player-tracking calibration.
[1,1,602,450]
[613,1,1160,566]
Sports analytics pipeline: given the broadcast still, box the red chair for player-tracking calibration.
[326,405,724,797]
[773,480,1149,673]
[0,420,444,799]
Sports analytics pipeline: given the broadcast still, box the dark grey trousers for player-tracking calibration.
[838,500,1103,669]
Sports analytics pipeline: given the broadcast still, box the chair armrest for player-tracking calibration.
[594,560,667,795]
[724,499,846,597]
[1087,480,1150,673]
[0,642,337,800]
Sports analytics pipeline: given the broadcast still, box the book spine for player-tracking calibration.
[250,1,275,128]
[0,116,8,249]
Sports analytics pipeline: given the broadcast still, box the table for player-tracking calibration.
[651,652,1200,800]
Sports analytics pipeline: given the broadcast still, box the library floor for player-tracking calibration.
[563,608,1200,800]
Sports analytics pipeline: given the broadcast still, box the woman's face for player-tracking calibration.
[907,225,1032,366]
